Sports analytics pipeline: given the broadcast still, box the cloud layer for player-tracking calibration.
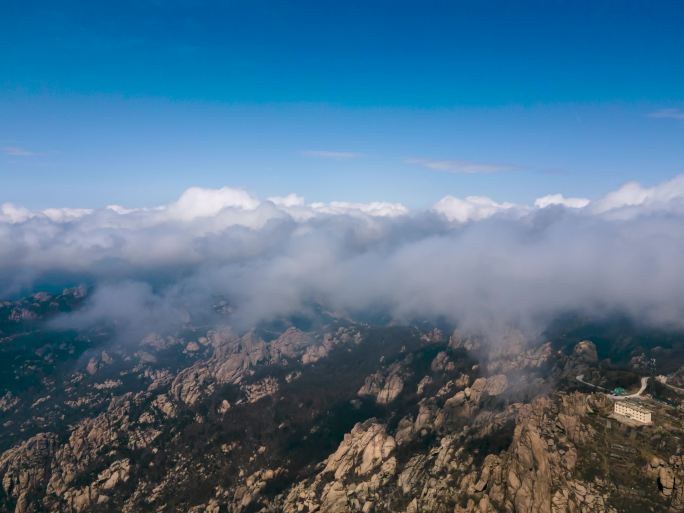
[648,108,684,121]
[3,175,684,339]
[407,158,514,174]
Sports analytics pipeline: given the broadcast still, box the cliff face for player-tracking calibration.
[0,433,58,513]
[1,293,684,513]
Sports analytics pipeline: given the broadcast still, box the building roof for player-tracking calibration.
[616,400,651,414]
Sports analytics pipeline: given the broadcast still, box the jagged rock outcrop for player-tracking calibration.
[60,459,131,512]
[457,394,616,513]
[46,394,134,500]
[171,328,322,406]
[2,306,682,513]
[283,420,397,513]
[488,341,553,374]
[358,362,408,405]
[448,330,481,353]
[268,327,312,363]
[649,455,684,509]
[171,362,216,406]
[574,340,598,364]
[0,433,58,513]
[229,468,283,512]
[301,329,361,365]
[0,393,20,414]
[242,377,279,403]
[432,374,507,430]
[430,352,455,373]
[151,393,177,418]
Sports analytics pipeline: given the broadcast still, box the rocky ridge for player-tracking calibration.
[1,293,684,513]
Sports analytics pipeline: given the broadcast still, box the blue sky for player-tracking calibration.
[1,0,684,209]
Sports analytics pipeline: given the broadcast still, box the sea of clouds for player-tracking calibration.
[2,174,684,338]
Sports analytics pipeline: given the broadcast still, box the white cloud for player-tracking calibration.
[0,203,94,224]
[268,193,306,207]
[105,205,143,215]
[432,195,518,223]
[407,158,514,174]
[309,201,409,218]
[534,194,590,209]
[301,150,364,159]
[3,175,684,338]
[592,175,684,214]
[163,186,260,221]
[0,203,34,223]
[266,195,408,222]
[41,208,93,222]
[648,108,684,121]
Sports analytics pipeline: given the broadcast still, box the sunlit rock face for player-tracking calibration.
[1,290,684,513]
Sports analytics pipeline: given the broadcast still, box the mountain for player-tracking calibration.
[1,290,683,513]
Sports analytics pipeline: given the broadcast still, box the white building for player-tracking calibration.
[614,400,652,424]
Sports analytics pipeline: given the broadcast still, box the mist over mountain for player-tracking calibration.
[3,175,684,339]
